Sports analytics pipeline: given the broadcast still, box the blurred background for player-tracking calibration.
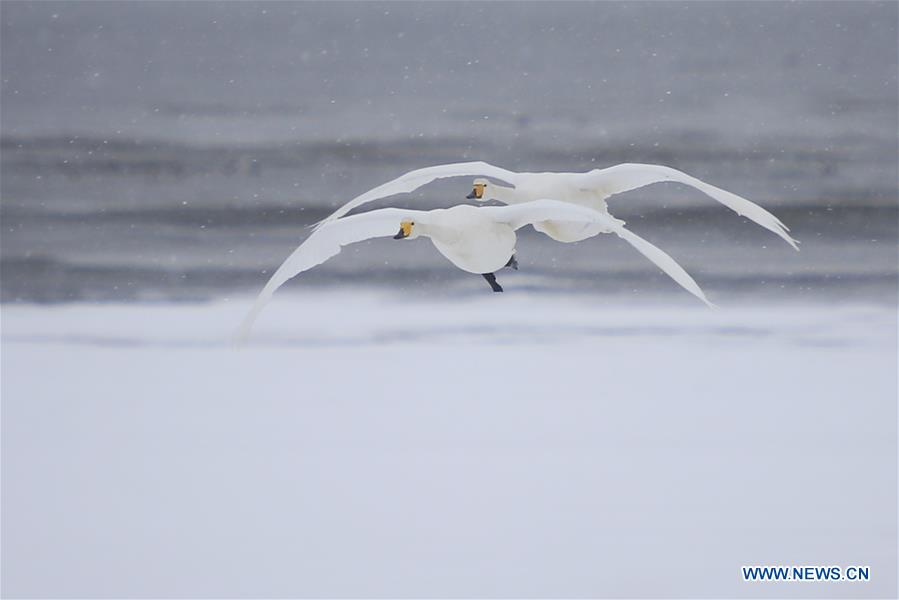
[2,1,896,304]
[2,3,897,598]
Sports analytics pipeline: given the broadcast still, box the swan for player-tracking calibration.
[236,199,712,340]
[314,161,799,249]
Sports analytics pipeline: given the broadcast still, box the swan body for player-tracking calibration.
[237,199,711,340]
[421,206,518,274]
[315,161,799,249]
[479,174,610,242]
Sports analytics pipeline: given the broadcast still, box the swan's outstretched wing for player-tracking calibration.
[236,208,428,341]
[611,226,715,308]
[315,161,518,230]
[486,200,715,308]
[574,163,799,250]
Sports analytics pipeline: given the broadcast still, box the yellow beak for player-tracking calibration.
[394,221,414,239]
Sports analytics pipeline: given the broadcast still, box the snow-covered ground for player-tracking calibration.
[2,291,896,598]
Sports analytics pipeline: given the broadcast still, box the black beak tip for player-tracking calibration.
[466,192,477,199]
[393,228,406,240]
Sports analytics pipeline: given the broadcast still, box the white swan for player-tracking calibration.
[237,199,712,340]
[314,161,799,249]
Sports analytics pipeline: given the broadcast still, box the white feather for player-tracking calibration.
[486,200,714,307]
[575,163,799,250]
[236,208,427,342]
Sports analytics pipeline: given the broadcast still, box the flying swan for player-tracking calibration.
[236,200,712,340]
[314,161,799,249]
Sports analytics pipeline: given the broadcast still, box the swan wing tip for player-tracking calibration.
[782,234,800,251]
[311,217,331,232]
[231,323,252,347]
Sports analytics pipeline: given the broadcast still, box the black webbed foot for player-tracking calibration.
[482,273,503,292]
[505,255,519,270]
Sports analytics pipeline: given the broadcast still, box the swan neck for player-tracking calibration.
[416,221,452,242]
[488,183,520,204]
[415,221,444,239]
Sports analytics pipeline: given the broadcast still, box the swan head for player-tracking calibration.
[393,219,419,240]
[466,178,490,201]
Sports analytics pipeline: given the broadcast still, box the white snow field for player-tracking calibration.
[2,291,896,598]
